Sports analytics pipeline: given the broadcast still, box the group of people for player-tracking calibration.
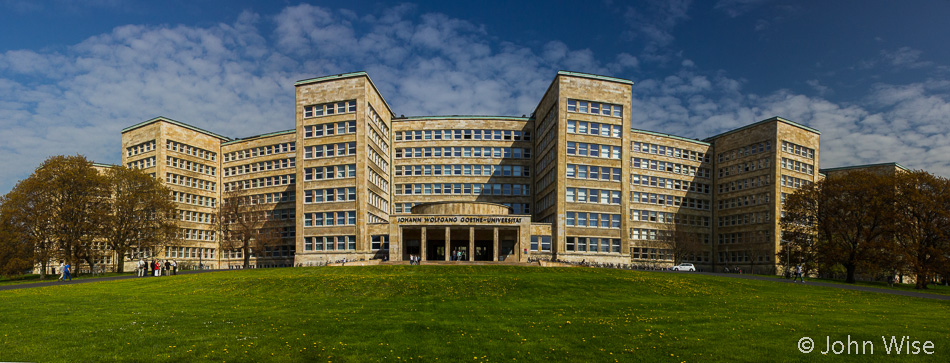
[57,261,71,282]
[449,250,467,261]
[137,259,178,277]
[408,254,421,265]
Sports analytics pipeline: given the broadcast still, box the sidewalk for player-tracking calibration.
[687,271,950,301]
[0,269,223,292]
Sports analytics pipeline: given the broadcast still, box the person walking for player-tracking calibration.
[164,260,171,276]
[63,262,71,282]
[794,264,805,283]
[57,261,65,281]
[171,260,178,275]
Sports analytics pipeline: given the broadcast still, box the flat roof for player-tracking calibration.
[819,162,910,174]
[222,129,295,146]
[630,128,710,146]
[394,115,532,122]
[121,116,231,141]
[557,70,635,85]
[294,71,396,118]
[703,116,820,142]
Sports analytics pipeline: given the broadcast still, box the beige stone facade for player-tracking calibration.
[113,71,834,273]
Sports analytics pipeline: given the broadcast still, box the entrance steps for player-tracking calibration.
[379,260,539,267]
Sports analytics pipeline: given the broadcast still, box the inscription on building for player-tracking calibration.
[397,216,523,224]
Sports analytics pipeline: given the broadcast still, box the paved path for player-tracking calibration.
[683,271,950,301]
[0,269,225,292]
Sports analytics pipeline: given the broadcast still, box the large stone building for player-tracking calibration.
[119,71,826,273]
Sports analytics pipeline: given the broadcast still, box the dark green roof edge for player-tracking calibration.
[121,116,231,141]
[294,71,396,118]
[92,162,116,168]
[557,71,634,85]
[819,162,910,173]
[294,71,368,86]
[703,116,821,142]
[222,129,296,145]
[630,128,710,146]
[395,115,533,122]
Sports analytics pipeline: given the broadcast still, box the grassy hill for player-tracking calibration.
[0,266,947,362]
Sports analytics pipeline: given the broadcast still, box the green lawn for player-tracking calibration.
[1,266,947,362]
[0,272,136,286]
[752,273,950,296]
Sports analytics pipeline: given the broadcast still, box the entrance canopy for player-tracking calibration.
[392,202,530,262]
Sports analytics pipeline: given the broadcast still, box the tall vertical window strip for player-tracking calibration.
[567,99,623,117]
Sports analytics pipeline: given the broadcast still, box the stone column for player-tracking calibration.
[445,227,451,261]
[420,227,427,262]
[468,227,475,261]
[493,227,499,261]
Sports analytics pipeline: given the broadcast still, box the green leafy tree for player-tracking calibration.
[216,185,281,269]
[0,198,36,277]
[101,166,179,273]
[892,171,950,289]
[2,163,65,278]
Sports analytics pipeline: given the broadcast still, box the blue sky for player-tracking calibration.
[2,0,949,193]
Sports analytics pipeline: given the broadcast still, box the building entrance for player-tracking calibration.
[397,226,521,262]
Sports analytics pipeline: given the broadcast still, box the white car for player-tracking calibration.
[671,263,696,272]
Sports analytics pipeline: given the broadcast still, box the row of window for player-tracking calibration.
[368,190,388,213]
[303,100,357,118]
[631,174,710,194]
[395,183,531,196]
[566,142,622,159]
[632,142,708,162]
[127,140,156,157]
[303,120,356,138]
[566,188,622,205]
[718,193,769,211]
[224,142,296,162]
[179,210,214,224]
[529,236,552,252]
[304,142,357,159]
[630,228,668,241]
[172,191,216,208]
[718,250,772,263]
[632,157,711,178]
[167,156,216,176]
[167,140,217,161]
[718,212,771,227]
[394,129,532,142]
[566,237,621,253]
[165,246,215,260]
[303,235,357,251]
[303,211,357,227]
[392,202,530,215]
[566,164,623,182]
[303,164,357,181]
[181,228,214,241]
[631,192,711,211]
[718,158,770,178]
[368,127,390,157]
[166,173,216,191]
[567,120,623,138]
[368,146,390,172]
[630,247,671,261]
[781,175,813,189]
[718,175,770,194]
[368,168,389,192]
[304,187,357,204]
[630,210,710,227]
[224,158,295,177]
[223,174,295,191]
[718,230,770,245]
[781,141,815,159]
[781,158,815,175]
[240,191,295,205]
[395,147,532,159]
[395,164,531,177]
[565,212,622,228]
[127,156,155,170]
[717,140,772,163]
[567,99,623,117]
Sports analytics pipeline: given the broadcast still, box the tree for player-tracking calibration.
[892,171,950,289]
[1,156,107,277]
[779,183,821,278]
[783,170,894,283]
[0,199,35,277]
[101,166,179,273]
[215,185,281,269]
